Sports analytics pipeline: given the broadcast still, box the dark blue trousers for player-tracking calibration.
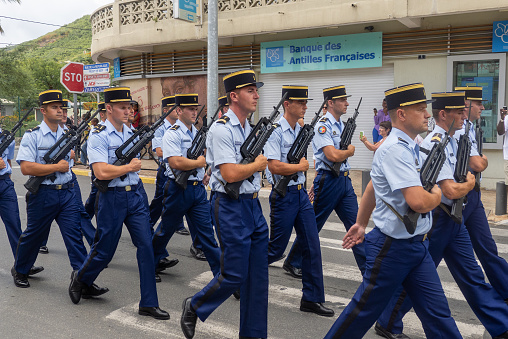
[77,184,159,307]
[0,177,22,257]
[71,172,95,246]
[153,179,220,275]
[377,207,508,337]
[463,189,508,300]
[191,192,268,338]
[268,185,324,303]
[324,227,460,339]
[15,185,88,274]
[286,169,366,274]
[84,174,97,219]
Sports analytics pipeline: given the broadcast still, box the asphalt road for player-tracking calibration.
[0,163,505,338]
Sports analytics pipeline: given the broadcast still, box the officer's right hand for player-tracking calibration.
[129,158,142,172]
[430,184,442,197]
[196,155,206,168]
[347,144,355,157]
[465,172,476,191]
[299,157,309,172]
[56,159,69,173]
[0,157,5,170]
[254,154,268,172]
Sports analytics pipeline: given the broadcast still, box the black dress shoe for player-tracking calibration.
[190,244,206,261]
[156,257,179,273]
[176,227,190,236]
[69,270,83,304]
[28,266,44,276]
[233,289,241,300]
[300,300,334,317]
[282,262,302,279]
[11,267,29,288]
[139,306,170,320]
[155,273,161,283]
[82,283,109,299]
[181,297,197,339]
[39,246,49,254]
[374,322,410,339]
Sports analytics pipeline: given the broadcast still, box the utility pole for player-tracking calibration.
[207,0,218,125]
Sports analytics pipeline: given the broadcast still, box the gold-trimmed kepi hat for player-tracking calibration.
[104,87,132,103]
[223,70,264,93]
[62,99,71,110]
[323,85,351,100]
[282,85,313,101]
[384,83,434,111]
[98,102,106,111]
[454,86,485,101]
[162,96,175,107]
[218,95,229,107]
[432,92,466,110]
[39,90,64,107]
[175,94,199,106]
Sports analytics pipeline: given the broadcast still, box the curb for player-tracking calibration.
[72,168,156,185]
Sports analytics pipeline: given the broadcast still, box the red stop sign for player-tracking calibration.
[60,62,84,93]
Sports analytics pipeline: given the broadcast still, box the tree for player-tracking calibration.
[0,0,21,34]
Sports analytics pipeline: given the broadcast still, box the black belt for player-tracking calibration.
[216,192,259,200]
[39,183,74,190]
[107,184,138,192]
[318,169,349,177]
[169,179,202,186]
[0,173,10,180]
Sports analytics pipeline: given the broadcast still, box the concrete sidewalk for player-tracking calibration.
[72,158,508,225]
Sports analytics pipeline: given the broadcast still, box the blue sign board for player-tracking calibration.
[174,0,198,23]
[113,58,121,78]
[493,20,508,53]
[261,32,382,74]
[84,86,109,93]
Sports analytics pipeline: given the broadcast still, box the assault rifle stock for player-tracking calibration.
[224,92,288,199]
[93,104,178,192]
[273,98,327,197]
[474,118,483,192]
[0,107,34,156]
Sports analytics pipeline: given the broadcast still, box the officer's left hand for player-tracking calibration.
[203,173,210,186]
[70,150,75,160]
[0,157,5,170]
[342,223,365,249]
[465,172,476,191]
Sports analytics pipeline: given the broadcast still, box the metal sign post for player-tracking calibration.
[207,0,218,125]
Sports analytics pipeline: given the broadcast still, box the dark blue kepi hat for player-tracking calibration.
[223,70,264,93]
[104,87,132,103]
[218,95,229,107]
[39,90,64,107]
[454,86,486,101]
[384,83,434,111]
[282,85,313,100]
[62,99,71,110]
[432,92,466,110]
[98,102,105,111]
[175,94,199,106]
[323,85,351,100]
[162,96,175,107]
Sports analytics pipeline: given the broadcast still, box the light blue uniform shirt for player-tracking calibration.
[87,119,139,187]
[152,119,172,152]
[0,127,15,175]
[207,109,261,194]
[162,119,203,181]
[453,121,479,157]
[16,120,72,185]
[421,125,457,206]
[312,112,350,172]
[264,116,305,186]
[371,127,431,239]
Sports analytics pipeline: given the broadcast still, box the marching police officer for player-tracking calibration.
[264,85,333,317]
[376,91,508,339]
[13,90,88,288]
[181,70,269,339]
[151,93,221,282]
[68,87,168,320]
[284,85,366,278]
[325,83,462,339]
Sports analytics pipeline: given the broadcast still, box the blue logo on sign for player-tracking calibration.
[266,47,284,67]
[493,20,508,52]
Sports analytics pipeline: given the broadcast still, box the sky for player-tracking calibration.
[0,0,112,46]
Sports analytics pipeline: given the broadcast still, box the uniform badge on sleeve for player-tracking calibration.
[318,126,327,134]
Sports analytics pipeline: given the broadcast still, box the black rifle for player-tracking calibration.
[401,123,454,234]
[24,108,100,194]
[93,105,177,192]
[224,92,288,199]
[474,118,483,192]
[450,107,473,224]
[329,97,362,176]
[273,98,327,197]
[0,107,34,156]
[174,105,219,190]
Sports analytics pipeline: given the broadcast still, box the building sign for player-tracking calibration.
[261,32,382,74]
[493,20,508,53]
[83,63,110,93]
[174,0,198,23]
[113,57,121,79]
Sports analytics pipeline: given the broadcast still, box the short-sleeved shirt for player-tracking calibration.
[313,112,350,172]
[421,125,457,206]
[162,119,203,180]
[371,127,431,239]
[152,119,172,152]
[87,119,139,187]
[0,127,15,176]
[207,109,261,194]
[264,116,305,186]
[16,120,72,185]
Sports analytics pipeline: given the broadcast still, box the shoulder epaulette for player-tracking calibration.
[319,117,328,123]
[93,124,107,133]
[397,137,408,145]
[431,133,442,143]
[272,123,280,129]
[25,126,40,133]
[131,128,137,133]
[169,125,180,131]
[216,116,230,124]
